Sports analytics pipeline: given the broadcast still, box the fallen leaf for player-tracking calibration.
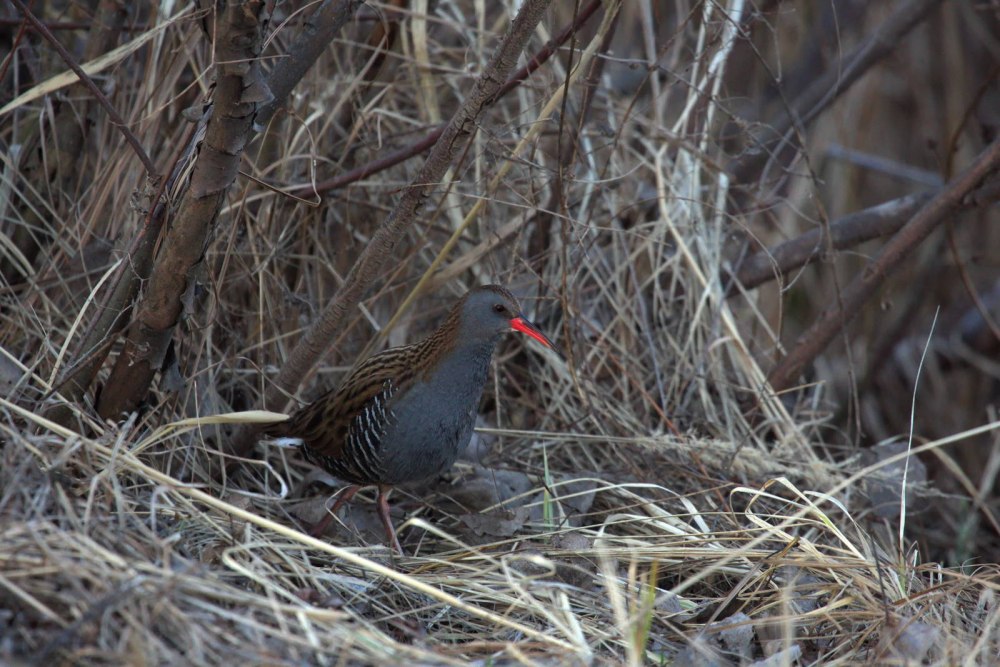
[459,507,532,538]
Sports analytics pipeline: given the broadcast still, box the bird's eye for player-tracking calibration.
[493,303,506,314]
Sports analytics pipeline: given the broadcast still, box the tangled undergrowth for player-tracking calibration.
[2,1,999,664]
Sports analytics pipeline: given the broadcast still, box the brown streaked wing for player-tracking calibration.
[284,342,425,459]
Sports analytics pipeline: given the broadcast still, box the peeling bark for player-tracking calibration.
[97,2,270,419]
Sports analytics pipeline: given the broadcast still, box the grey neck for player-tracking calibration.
[426,335,501,398]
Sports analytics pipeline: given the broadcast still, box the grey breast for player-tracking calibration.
[377,343,494,485]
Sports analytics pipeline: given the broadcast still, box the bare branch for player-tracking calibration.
[767,138,1000,393]
[45,116,209,426]
[731,177,1000,291]
[733,191,933,291]
[47,0,370,421]
[728,0,943,186]
[294,0,603,196]
[97,2,270,419]
[10,0,158,177]
[257,0,363,128]
[228,0,556,460]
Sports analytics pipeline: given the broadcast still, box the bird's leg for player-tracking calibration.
[308,485,361,537]
[375,485,403,554]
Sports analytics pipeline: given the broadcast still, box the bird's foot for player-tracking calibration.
[303,485,362,537]
[376,485,405,555]
[306,511,338,537]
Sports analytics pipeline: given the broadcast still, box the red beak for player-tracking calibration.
[510,316,560,356]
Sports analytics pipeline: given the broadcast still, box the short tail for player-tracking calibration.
[259,418,302,448]
[267,436,305,449]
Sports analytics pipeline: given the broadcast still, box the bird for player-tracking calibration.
[267,285,558,553]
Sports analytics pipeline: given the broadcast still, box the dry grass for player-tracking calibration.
[2,1,999,664]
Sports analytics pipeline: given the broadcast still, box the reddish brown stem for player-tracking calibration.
[228,0,556,462]
[298,128,444,194]
[300,0,603,196]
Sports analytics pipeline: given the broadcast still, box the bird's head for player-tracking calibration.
[455,285,558,352]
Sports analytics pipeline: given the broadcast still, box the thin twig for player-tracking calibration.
[767,138,1000,393]
[297,0,603,196]
[728,0,943,186]
[228,0,557,461]
[11,0,158,178]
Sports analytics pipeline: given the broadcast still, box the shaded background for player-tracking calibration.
[2,0,999,663]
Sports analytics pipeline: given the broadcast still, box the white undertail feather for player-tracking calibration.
[268,436,304,449]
